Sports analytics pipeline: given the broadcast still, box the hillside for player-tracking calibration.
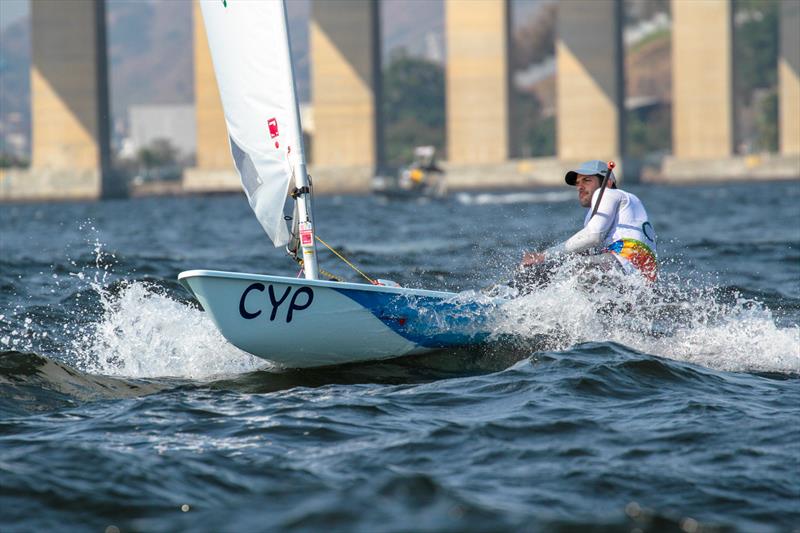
[0,0,449,147]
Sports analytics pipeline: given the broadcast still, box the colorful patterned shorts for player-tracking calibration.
[605,238,658,282]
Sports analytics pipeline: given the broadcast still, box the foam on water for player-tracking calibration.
[0,228,267,380]
[73,281,267,379]
[489,259,800,374]
[4,229,796,379]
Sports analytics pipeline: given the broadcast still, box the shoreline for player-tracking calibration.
[1,154,798,203]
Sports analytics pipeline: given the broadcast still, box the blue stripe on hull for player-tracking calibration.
[333,288,493,348]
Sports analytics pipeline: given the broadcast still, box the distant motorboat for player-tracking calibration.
[372,145,447,199]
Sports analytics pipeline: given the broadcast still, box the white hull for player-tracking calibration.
[178,270,494,368]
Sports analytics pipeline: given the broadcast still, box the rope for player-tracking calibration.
[318,266,343,282]
[315,235,376,284]
[288,228,376,284]
[316,267,342,282]
[292,256,342,282]
[287,174,375,283]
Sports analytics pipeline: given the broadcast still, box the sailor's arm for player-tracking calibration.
[522,190,621,265]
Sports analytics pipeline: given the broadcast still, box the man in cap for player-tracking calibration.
[521,160,658,282]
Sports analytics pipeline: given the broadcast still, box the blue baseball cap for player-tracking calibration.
[565,160,616,186]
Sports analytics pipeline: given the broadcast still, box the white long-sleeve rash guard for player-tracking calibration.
[544,187,633,258]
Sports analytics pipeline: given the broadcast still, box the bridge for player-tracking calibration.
[1,0,798,200]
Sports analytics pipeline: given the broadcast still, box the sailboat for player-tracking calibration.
[178,0,496,368]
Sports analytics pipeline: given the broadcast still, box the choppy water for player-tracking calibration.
[1,181,799,532]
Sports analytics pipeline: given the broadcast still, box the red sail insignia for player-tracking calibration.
[268,118,279,139]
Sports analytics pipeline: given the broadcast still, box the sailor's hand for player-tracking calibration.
[521,252,546,267]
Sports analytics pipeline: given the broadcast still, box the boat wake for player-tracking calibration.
[71,281,267,379]
[0,239,267,380]
[484,258,800,375]
[72,264,798,379]
[2,237,797,380]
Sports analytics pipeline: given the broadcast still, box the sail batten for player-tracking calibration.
[200,0,303,247]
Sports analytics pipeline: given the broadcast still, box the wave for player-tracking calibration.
[0,350,169,415]
[1,283,267,382]
[2,234,798,381]
[4,272,798,382]
[70,281,268,379]
[487,259,800,375]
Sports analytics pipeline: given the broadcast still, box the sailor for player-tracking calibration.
[416,147,443,178]
[521,160,658,282]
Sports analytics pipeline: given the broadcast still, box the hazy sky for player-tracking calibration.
[0,0,28,31]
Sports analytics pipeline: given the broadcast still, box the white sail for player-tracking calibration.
[200,0,306,247]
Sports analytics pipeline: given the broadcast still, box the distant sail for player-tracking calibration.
[200,0,306,246]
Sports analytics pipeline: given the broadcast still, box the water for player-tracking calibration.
[1,181,799,532]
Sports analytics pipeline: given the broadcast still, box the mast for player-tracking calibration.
[280,0,319,280]
[200,0,318,276]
